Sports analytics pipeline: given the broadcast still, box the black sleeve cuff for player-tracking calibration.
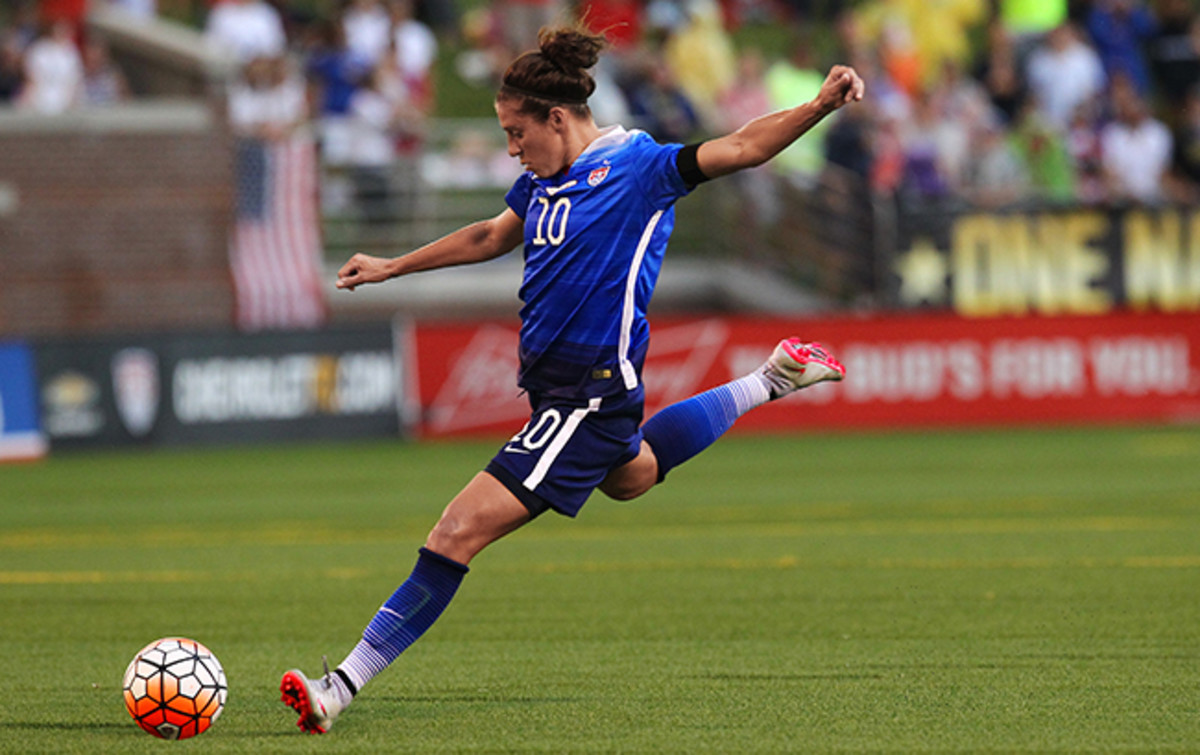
[675,143,710,189]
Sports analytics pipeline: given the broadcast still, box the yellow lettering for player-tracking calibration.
[952,214,1003,316]
[1019,215,1060,314]
[1124,210,1200,311]
[1062,212,1111,314]
[1190,213,1200,309]
[1125,210,1181,311]
[951,212,1111,316]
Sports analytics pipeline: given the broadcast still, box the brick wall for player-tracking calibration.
[0,102,235,338]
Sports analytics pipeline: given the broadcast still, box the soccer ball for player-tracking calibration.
[122,637,227,740]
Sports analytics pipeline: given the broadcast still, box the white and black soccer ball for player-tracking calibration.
[122,637,227,740]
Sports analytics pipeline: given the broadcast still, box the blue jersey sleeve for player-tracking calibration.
[505,173,534,219]
[629,135,691,210]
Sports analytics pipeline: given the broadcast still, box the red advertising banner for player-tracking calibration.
[413,313,1200,437]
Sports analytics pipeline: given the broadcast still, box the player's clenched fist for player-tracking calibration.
[816,65,865,114]
[336,253,392,291]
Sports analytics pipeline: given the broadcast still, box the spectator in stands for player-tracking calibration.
[452,4,512,88]
[229,55,307,141]
[1148,0,1200,126]
[1169,83,1200,200]
[716,47,781,249]
[871,113,907,194]
[205,0,287,64]
[624,52,702,143]
[1100,74,1173,202]
[1025,22,1106,132]
[0,32,24,103]
[229,55,299,220]
[388,0,437,111]
[81,37,130,105]
[765,37,831,185]
[498,0,566,53]
[342,0,392,66]
[1084,0,1156,96]
[663,0,736,129]
[898,91,953,201]
[345,66,403,223]
[717,47,772,138]
[974,18,1028,125]
[824,97,873,181]
[345,59,426,223]
[306,17,372,166]
[1065,99,1106,202]
[6,1,41,50]
[930,58,994,130]
[226,53,327,330]
[582,54,629,127]
[105,0,157,21]
[855,0,988,94]
[867,13,923,97]
[17,19,82,114]
[1000,0,1068,55]
[962,118,1030,206]
[1010,101,1076,199]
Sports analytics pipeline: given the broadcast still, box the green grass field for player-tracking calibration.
[2,426,1199,753]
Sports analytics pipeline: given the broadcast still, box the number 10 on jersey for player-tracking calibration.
[532,196,571,246]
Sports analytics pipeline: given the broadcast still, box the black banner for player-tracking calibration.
[35,325,407,449]
[887,204,1200,316]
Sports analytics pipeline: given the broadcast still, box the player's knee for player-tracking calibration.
[425,510,474,557]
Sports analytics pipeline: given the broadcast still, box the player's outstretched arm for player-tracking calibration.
[337,208,524,291]
[695,65,864,181]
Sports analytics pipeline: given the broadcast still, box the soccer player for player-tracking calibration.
[281,25,863,734]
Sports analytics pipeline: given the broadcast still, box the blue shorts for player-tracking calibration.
[485,388,645,518]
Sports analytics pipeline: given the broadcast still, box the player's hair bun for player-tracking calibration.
[538,27,604,75]
[498,25,607,115]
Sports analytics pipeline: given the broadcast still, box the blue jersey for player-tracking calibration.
[504,126,693,399]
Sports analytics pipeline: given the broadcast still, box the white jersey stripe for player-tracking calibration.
[523,397,602,491]
[618,210,664,390]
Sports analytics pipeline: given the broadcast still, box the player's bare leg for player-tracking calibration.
[281,474,530,734]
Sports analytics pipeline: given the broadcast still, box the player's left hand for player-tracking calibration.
[817,65,865,114]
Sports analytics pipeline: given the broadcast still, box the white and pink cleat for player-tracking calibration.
[758,338,846,399]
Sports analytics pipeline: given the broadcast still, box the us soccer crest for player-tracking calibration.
[111,347,160,438]
[588,165,610,186]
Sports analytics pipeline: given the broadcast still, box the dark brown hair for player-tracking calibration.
[497,26,606,120]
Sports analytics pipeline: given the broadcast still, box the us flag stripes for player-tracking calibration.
[228,135,328,331]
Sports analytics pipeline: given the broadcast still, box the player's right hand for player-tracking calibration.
[336,253,391,291]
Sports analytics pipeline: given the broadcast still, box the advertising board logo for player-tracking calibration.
[426,326,525,434]
[112,348,160,438]
[172,351,395,424]
[42,371,103,437]
[420,320,732,435]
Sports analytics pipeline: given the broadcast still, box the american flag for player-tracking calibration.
[228,135,328,330]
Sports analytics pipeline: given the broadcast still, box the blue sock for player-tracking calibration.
[641,373,771,481]
[338,547,469,693]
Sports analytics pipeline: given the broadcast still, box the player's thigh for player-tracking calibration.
[426,472,531,564]
[599,440,658,501]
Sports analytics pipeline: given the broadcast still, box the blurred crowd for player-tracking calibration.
[3,0,1200,208]
[0,1,131,110]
